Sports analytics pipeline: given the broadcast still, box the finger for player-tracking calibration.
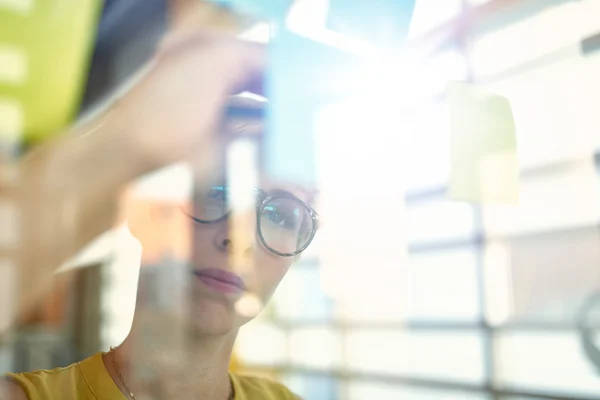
[157,30,266,96]
[169,0,242,35]
[230,59,265,97]
[158,28,262,57]
[224,41,266,97]
[157,29,215,54]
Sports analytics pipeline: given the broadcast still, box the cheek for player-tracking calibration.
[262,231,300,255]
[191,228,213,256]
[251,249,293,300]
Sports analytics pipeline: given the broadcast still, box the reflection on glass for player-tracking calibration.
[402,104,451,192]
[495,331,600,396]
[470,2,580,78]
[236,320,287,366]
[407,248,480,321]
[482,160,600,238]
[406,199,476,245]
[345,330,485,382]
[289,328,343,370]
[348,381,490,400]
[486,228,600,325]
[282,373,340,400]
[483,60,597,170]
[408,0,463,37]
[272,266,333,323]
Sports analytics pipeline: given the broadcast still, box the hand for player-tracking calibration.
[113,30,265,173]
[4,30,264,336]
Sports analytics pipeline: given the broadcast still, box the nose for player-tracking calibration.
[213,220,232,252]
[213,218,256,254]
[216,237,231,251]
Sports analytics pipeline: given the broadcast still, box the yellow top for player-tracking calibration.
[6,352,297,400]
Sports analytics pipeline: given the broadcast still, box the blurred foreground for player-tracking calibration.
[2,0,600,399]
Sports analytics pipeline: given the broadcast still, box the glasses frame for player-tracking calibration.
[188,186,319,257]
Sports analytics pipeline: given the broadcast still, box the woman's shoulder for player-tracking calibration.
[0,365,74,400]
[0,377,28,400]
[4,361,82,400]
[231,373,300,400]
[3,353,106,400]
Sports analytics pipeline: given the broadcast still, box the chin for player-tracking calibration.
[189,297,240,336]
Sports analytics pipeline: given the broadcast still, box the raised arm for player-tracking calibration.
[0,31,264,332]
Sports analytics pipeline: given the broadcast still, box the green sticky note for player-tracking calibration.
[0,0,102,143]
[447,81,519,204]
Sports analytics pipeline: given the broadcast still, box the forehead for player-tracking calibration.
[258,179,315,204]
[223,105,315,203]
[194,176,314,204]
[189,96,316,204]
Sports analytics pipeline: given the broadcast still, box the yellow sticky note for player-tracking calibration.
[0,0,102,143]
[447,81,519,204]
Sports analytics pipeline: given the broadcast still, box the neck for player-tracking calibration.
[104,314,238,399]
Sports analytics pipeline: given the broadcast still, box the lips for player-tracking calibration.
[193,268,246,294]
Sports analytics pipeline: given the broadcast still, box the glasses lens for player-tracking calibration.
[260,197,314,255]
[193,186,229,222]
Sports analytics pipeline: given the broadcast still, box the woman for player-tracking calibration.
[1,31,312,399]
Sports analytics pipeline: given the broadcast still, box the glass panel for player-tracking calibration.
[484,228,600,325]
[408,0,463,38]
[406,198,477,245]
[287,0,329,34]
[466,0,492,5]
[499,398,543,400]
[430,49,469,89]
[575,50,600,154]
[299,229,322,260]
[482,59,598,170]
[402,104,451,192]
[330,251,412,324]
[235,320,287,366]
[469,2,584,78]
[482,242,515,326]
[580,1,600,42]
[395,50,469,103]
[0,345,14,374]
[494,331,600,397]
[101,230,141,347]
[406,247,480,321]
[348,380,490,400]
[289,328,344,370]
[281,373,340,400]
[499,397,596,400]
[346,330,485,383]
[482,160,600,238]
[271,264,333,323]
[333,279,412,324]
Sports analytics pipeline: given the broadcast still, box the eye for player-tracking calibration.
[192,186,229,222]
[206,186,227,201]
[262,204,302,230]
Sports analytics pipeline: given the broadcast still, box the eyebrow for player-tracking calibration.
[192,185,304,203]
[266,188,298,198]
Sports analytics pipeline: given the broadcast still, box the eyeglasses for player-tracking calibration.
[186,185,319,257]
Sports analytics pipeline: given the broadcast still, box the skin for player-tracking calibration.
[105,179,310,399]
[187,182,302,334]
[0,31,304,400]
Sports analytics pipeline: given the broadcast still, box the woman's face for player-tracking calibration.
[185,179,314,336]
